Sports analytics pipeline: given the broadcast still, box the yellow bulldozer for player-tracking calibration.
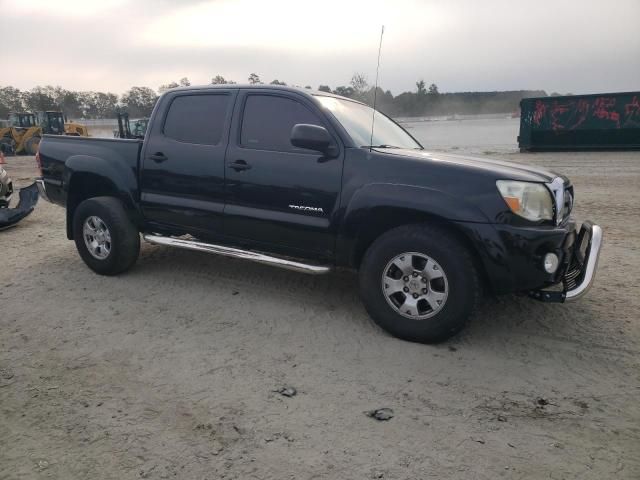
[0,111,89,155]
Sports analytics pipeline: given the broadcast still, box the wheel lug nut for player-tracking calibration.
[422,288,427,294]
[412,293,419,299]
[403,276,409,282]
[421,277,427,283]
[403,287,409,293]
[412,272,418,277]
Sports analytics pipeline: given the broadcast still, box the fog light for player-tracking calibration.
[543,253,559,273]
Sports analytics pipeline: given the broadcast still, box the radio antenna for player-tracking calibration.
[369,25,384,152]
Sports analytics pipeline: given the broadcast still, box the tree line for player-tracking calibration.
[0,73,547,120]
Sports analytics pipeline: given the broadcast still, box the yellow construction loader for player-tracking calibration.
[0,111,89,155]
[0,113,41,155]
[36,111,89,137]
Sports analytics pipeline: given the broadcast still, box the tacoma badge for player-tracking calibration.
[288,204,324,214]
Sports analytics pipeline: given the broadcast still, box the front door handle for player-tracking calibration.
[227,159,252,171]
[149,152,168,163]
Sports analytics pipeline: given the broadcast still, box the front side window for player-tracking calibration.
[164,94,230,145]
[315,95,422,150]
[240,95,323,152]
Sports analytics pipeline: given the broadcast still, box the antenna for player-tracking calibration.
[369,25,384,152]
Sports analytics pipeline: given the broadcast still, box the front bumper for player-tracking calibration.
[455,218,602,299]
[0,182,39,230]
[529,221,603,303]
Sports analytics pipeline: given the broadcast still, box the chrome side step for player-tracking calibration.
[142,234,332,275]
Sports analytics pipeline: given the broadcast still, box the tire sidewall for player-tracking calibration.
[73,198,138,275]
[359,225,477,343]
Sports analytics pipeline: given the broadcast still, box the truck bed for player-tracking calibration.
[38,135,143,207]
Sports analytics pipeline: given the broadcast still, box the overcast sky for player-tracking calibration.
[3,0,639,95]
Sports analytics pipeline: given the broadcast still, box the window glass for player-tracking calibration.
[315,95,421,149]
[164,94,230,145]
[241,95,323,152]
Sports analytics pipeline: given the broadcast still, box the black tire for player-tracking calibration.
[73,197,140,275]
[24,136,40,155]
[1,137,16,155]
[359,224,480,343]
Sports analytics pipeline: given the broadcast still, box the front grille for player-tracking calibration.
[564,266,581,290]
[562,186,574,220]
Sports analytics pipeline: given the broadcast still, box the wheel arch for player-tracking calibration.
[65,172,139,239]
[346,207,492,294]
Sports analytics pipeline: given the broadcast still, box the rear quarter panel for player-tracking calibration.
[39,135,142,207]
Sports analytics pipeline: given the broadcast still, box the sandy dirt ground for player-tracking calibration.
[1,150,639,479]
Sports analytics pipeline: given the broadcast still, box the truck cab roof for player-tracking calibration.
[162,84,365,104]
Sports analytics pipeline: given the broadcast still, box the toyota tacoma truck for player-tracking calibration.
[36,85,602,343]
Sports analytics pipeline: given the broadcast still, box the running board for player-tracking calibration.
[142,234,332,275]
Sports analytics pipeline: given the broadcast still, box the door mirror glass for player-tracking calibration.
[290,124,335,155]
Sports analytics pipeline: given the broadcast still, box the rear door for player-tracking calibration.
[224,90,343,261]
[140,89,236,235]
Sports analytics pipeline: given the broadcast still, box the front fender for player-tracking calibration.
[343,183,490,224]
[336,183,491,266]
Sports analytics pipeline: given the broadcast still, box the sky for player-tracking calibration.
[2,0,639,96]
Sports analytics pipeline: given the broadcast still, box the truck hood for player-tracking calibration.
[376,148,559,183]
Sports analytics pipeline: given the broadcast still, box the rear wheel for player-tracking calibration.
[0,137,16,155]
[73,197,140,275]
[359,224,480,343]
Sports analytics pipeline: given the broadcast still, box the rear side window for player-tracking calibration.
[240,95,323,152]
[164,94,230,145]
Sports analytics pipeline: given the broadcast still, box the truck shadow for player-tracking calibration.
[131,244,607,348]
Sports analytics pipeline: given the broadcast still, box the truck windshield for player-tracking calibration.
[315,95,422,150]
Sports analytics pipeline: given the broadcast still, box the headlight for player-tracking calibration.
[496,180,554,222]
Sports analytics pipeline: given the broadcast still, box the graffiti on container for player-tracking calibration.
[625,96,640,127]
[529,95,640,131]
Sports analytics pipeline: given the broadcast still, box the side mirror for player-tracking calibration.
[290,124,336,156]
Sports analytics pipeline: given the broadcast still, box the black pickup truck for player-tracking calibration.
[37,85,602,343]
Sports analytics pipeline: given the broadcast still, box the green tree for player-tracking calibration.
[0,86,24,117]
[248,73,261,84]
[333,86,355,98]
[120,86,158,117]
[49,87,83,118]
[416,80,426,96]
[428,83,439,95]
[211,75,235,84]
[350,73,368,100]
[158,82,179,93]
[22,86,58,112]
[270,79,286,85]
[91,92,119,118]
[318,85,331,93]
[179,77,191,87]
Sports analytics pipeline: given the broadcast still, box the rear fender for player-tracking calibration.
[64,154,140,238]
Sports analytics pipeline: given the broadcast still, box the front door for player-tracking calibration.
[140,89,237,235]
[224,91,343,261]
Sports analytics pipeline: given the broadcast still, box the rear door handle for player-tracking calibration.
[227,159,252,171]
[149,152,168,163]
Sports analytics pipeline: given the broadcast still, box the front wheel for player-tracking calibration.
[359,224,480,343]
[73,197,140,275]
